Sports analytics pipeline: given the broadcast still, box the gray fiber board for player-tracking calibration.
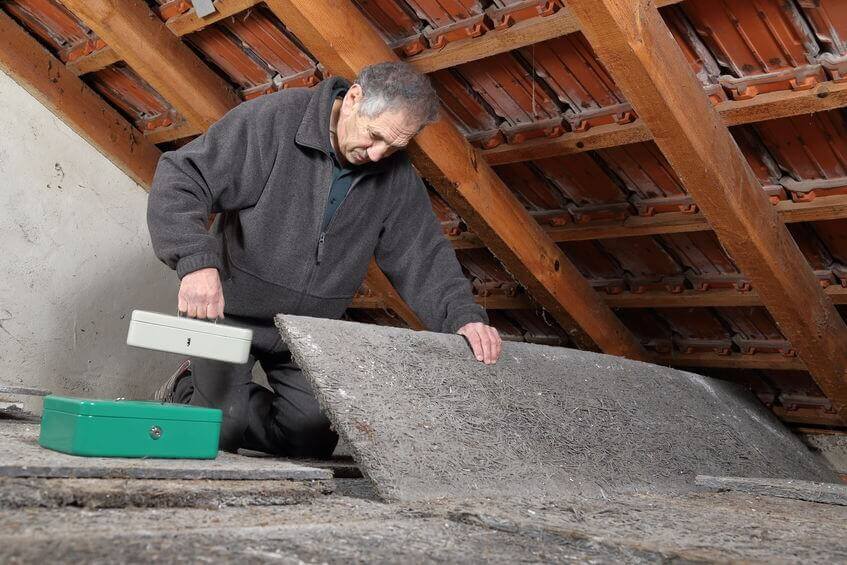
[695,475,847,506]
[276,315,837,502]
[0,424,331,480]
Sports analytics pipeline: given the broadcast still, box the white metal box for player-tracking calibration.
[126,310,253,364]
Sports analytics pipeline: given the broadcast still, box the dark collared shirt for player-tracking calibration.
[323,86,355,231]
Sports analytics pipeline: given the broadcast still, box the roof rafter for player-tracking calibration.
[353,286,847,310]
[405,0,682,74]
[262,0,648,358]
[568,0,847,422]
[59,0,419,329]
[484,80,847,165]
[0,10,160,188]
[448,195,847,249]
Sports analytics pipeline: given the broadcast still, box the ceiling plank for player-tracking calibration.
[65,45,120,75]
[0,11,160,188]
[365,258,425,330]
[484,80,847,166]
[568,0,847,422]
[60,0,241,131]
[144,120,204,144]
[353,286,847,310]
[406,0,682,74]
[165,0,263,36]
[656,352,806,371]
[264,0,648,358]
[447,195,847,250]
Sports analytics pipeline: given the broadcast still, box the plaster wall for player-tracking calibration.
[0,71,180,412]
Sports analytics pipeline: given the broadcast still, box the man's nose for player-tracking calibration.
[368,144,387,162]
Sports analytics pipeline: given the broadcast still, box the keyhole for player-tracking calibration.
[186,337,191,347]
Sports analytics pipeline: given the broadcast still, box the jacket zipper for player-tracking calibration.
[315,174,366,265]
[293,168,368,315]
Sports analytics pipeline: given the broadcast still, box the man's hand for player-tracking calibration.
[457,322,502,365]
[179,267,225,319]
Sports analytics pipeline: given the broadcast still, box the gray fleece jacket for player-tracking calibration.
[147,77,487,333]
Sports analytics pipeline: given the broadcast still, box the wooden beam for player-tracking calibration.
[144,120,204,144]
[264,0,648,358]
[406,0,682,74]
[484,80,847,166]
[165,0,263,36]
[0,11,160,189]
[65,46,120,75]
[569,0,847,420]
[655,352,806,371]
[60,0,241,131]
[364,258,425,330]
[355,285,847,310]
[447,195,847,251]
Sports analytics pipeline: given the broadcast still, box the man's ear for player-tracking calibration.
[344,84,363,113]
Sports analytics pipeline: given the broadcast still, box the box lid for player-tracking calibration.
[43,395,222,422]
[130,310,253,341]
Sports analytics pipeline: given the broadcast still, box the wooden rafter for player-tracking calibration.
[65,45,120,75]
[352,286,847,311]
[263,0,648,358]
[447,195,847,249]
[164,0,263,36]
[59,0,419,329]
[656,352,806,372]
[0,11,160,189]
[60,0,240,132]
[364,259,425,330]
[485,80,847,166]
[406,0,682,74]
[568,0,847,422]
[144,120,204,145]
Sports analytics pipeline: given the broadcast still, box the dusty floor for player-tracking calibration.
[0,475,845,564]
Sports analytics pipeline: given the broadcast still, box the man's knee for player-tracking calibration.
[283,405,338,458]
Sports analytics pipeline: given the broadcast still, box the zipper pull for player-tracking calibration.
[316,232,326,264]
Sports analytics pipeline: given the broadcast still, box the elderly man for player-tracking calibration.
[147,62,501,458]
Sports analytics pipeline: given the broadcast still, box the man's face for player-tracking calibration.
[336,84,421,167]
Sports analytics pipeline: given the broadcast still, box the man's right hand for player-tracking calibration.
[179,267,225,319]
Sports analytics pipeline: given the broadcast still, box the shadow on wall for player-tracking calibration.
[7,250,181,414]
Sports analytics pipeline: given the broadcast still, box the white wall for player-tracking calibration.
[0,71,180,412]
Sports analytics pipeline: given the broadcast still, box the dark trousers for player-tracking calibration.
[174,316,338,458]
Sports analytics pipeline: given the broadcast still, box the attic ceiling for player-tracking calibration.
[2,0,847,429]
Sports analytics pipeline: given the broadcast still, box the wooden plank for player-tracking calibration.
[166,0,263,36]
[351,293,534,310]
[264,0,648,358]
[365,258,425,330]
[484,117,652,166]
[354,285,847,310]
[61,0,241,132]
[447,196,847,250]
[695,475,847,506]
[406,0,682,74]
[655,352,806,371]
[65,46,120,75]
[0,11,161,189]
[568,0,847,420]
[484,81,847,165]
[144,120,203,144]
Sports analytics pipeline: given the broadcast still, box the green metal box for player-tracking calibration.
[39,395,222,459]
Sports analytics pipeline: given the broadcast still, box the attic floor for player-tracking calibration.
[1,470,845,563]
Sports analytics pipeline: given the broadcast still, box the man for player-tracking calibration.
[147,62,501,458]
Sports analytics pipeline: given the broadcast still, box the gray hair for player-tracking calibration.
[355,62,439,126]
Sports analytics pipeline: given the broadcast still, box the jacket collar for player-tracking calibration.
[294,77,398,174]
[295,76,349,155]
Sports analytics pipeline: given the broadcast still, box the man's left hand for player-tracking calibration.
[458,322,502,365]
